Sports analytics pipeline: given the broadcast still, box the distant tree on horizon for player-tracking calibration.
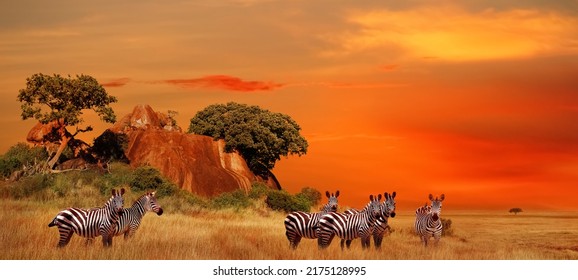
[509,208,523,215]
[188,102,308,178]
[17,73,117,169]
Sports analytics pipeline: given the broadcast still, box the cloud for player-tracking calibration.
[328,6,578,61]
[162,75,284,92]
[379,64,399,71]
[101,78,131,88]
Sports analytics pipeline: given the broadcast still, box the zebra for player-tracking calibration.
[415,194,445,247]
[318,194,382,250]
[85,191,164,243]
[341,191,397,249]
[48,188,125,248]
[284,190,340,249]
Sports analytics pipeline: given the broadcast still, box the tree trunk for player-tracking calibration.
[47,133,71,170]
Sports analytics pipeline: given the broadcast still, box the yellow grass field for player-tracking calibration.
[1,199,578,260]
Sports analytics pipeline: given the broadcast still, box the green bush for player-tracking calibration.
[265,190,310,213]
[0,143,48,179]
[248,182,270,199]
[129,166,175,197]
[92,129,129,163]
[211,189,251,210]
[295,186,321,207]
[5,173,53,199]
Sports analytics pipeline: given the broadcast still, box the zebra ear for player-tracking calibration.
[392,191,396,198]
[120,188,125,195]
[370,195,374,201]
[326,191,330,198]
[384,192,389,199]
[378,194,382,201]
[440,194,445,201]
[151,191,156,197]
[335,190,340,197]
[429,194,434,201]
[111,189,116,196]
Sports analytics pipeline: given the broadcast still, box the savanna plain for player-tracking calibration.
[2,197,578,260]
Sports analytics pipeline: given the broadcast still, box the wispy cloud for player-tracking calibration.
[162,75,284,92]
[101,78,131,88]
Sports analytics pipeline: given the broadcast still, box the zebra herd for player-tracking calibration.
[284,191,446,249]
[48,188,164,248]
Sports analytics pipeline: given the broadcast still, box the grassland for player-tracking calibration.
[2,198,578,260]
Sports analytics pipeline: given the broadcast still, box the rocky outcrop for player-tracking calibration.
[110,104,280,197]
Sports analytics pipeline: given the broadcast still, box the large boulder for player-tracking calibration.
[110,104,280,197]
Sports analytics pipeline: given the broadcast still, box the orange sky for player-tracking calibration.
[1,1,577,210]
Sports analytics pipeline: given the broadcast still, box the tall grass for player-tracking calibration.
[2,198,578,260]
[2,163,578,260]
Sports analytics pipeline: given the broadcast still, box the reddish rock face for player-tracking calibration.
[111,104,279,197]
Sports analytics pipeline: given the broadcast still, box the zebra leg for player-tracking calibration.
[373,233,383,250]
[57,228,73,248]
[290,235,302,249]
[434,234,441,246]
[102,234,113,247]
[318,232,334,249]
[361,236,371,249]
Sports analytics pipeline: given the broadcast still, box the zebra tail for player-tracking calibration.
[48,217,58,227]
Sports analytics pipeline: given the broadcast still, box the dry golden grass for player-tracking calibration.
[2,198,578,260]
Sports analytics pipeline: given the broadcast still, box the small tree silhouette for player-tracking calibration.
[509,208,523,215]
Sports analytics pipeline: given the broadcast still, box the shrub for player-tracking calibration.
[441,218,453,236]
[265,190,310,213]
[5,173,53,199]
[211,189,251,210]
[129,166,175,197]
[248,182,270,199]
[295,186,321,207]
[92,129,129,163]
[0,143,48,179]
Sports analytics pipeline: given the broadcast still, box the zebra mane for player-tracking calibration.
[131,192,152,207]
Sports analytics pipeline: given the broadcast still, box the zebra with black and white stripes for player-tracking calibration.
[415,194,445,247]
[86,191,164,243]
[371,191,397,249]
[48,188,125,248]
[284,190,340,249]
[318,194,382,250]
[115,191,163,239]
[341,191,397,249]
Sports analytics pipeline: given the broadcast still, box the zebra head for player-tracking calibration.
[323,190,340,212]
[428,194,445,221]
[368,194,382,219]
[382,191,397,218]
[110,188,125,215]
[145,191,164,216]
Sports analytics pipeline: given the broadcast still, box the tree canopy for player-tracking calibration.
[509,208,523,215]
[188,102,308,178]
[18,73,117,125]
[17,73,118,169]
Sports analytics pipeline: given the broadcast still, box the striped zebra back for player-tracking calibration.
[114,191,164,238]
[284,190,340,249]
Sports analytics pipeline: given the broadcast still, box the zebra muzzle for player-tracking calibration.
[156,208,164,216]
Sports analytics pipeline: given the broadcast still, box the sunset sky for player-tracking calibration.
[1,0,577,211]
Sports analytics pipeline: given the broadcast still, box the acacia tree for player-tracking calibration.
[509,208,523,215]
[17,73,117,169]
[188,102,308,178]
